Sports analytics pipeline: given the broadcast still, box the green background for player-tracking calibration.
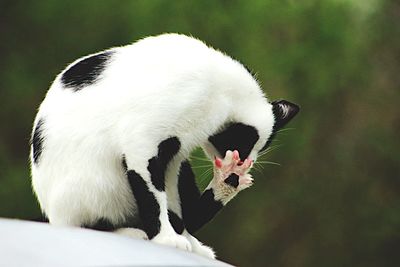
[1,1,399,266]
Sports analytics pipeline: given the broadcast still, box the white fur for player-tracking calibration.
[30,33,275,257]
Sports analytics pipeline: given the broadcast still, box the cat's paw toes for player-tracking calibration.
[234,158,253,175]
[214,150,241,175]
[238,173,254,190]
[152,233,192,251]
[194,244,216,259]
[185,233,216,259]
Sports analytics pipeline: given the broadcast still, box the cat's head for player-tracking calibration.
[205,100,299,163]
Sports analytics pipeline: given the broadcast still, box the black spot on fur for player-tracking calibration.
[61,50,114,90]
[168,210,184,234]
[148,137,181,191]
[178,160,201,232]
[121,155,128,172]
[32,118,45,164]
[127,169,160,239]
[209,123,259,160]
[178,161,224,233]
[83,218,115,231]
[225,173,239,188]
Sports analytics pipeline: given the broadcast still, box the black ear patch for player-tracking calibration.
[260,100,299,152]
[61,50,114,91]
[208,123,259,159]
[272,100,300,131]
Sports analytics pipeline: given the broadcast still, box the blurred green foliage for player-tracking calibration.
[1,0,399,266]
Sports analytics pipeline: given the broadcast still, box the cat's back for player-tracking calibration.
[49,33,219,96]
[38,34,230,117]
[37,33,260,136]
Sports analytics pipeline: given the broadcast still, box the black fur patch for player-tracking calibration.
[186,188,223,234]
[148,137,181,191]
[127,169,160,239]
[178,160,201,232]
[83,218,115,231]
[168,210,184,234]
[178,161,224,233]
[225,173,239,188]
[209,123,259,160]
[32,118,45,164]
[61,50,114,90]
[121,155,128,172]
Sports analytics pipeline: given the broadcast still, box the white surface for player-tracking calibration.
[0,218,232,267]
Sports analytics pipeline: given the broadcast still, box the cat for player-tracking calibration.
[30,33,299,259]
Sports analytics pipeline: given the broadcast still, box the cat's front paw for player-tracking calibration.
[214,150,253,190]
[210,150,253,204]
[185,233,216,259]
[152,232,192,251]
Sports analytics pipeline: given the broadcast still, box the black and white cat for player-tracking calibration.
[30,33,299,258]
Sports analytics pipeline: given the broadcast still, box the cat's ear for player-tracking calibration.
[272,100,300,130]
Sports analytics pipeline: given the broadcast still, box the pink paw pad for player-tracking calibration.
[214,158,222,168]
[233,150,240,160]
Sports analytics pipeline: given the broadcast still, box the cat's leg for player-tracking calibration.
[176,151,251,258]
[179,150,253,234]
[125,137,191,251]
[162,158,216,259]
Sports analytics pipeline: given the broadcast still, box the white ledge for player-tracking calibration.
[0,218,232,267]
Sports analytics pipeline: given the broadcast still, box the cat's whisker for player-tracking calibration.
[190,156,211,162]
[199,170,213,189]
[192,164,213,169]
[276,127,295,133]
[258,144,282,158]
[255,162,265,170]
[255,161,281,166]
[251,164,263,174]
[199,167,213,182]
